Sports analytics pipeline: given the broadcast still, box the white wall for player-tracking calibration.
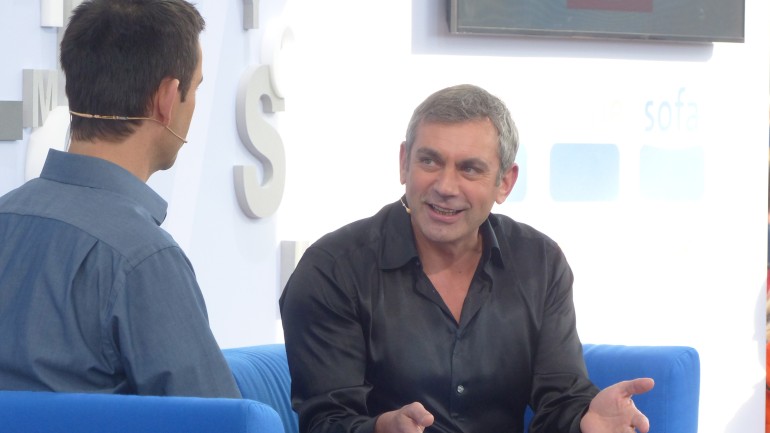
[1,1,767,432]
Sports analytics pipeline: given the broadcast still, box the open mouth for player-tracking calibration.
[430,204,460,216]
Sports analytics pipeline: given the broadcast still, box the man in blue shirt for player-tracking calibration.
[0,0,240,398]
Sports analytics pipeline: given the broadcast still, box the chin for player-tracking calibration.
[418,225,463,245]
[157,156,178,172]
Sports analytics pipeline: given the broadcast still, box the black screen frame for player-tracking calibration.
[447,0,745,43]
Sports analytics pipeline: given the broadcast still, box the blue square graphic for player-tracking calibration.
[550,143,619,202]
[639,145,704,201]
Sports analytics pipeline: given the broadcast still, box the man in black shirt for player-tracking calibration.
[280,84,653,433]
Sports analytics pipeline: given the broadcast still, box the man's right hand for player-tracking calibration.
[375,402,435,433]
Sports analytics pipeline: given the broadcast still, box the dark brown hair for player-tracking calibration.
[60,0,205,142]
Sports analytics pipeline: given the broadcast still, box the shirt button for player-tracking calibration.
[456,385,465,394]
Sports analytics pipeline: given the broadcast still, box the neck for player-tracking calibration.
[68,137,153,182]
[413,232,483,275]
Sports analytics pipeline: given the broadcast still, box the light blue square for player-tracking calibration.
[639,145,704,201]
[550,143,619,202]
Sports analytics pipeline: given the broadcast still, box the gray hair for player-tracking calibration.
[404,84,519,184]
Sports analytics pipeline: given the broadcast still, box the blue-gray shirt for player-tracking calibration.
[0,149,241,398]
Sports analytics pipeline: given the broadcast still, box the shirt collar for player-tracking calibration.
[40,149,168,225]
[379,198,505,270]
[481,214,505,268]
[379,200,420,270]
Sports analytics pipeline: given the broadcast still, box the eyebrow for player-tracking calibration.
[460,157,491,172]
[415,147,490,170]
[415,147,440,158]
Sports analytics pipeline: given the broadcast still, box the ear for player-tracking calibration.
[154,77,180,125]
[399,141,408,185]
[495,163,519,204]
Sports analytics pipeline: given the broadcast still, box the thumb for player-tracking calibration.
[402,402,435,428]
[624,378,655,397]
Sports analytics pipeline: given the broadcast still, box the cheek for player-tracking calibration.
[470,183,499,203]
[406,170,433,191]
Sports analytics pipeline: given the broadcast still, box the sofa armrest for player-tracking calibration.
[582,344,700,433]
[0,390,283,433]
[524,344,700,433]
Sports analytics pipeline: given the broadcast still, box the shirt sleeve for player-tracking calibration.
[108,246,241,398]
[279,246,378,433]
[528,243,598,433]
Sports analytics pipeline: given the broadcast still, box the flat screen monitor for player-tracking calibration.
[448,0,745,43]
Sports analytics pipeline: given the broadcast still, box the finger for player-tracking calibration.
[623,378,655,397]
[631,411,650,433]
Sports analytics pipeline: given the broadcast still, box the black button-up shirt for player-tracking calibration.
[280,200,598,433]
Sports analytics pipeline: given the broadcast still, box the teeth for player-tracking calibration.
[431,204,458,216]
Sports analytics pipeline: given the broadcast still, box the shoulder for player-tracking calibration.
[308,201,402,261]
[487,212,569,274]
[1,177,179,266]
[489,212,561,250]
[487,213,574,295]
[287,201,415,294]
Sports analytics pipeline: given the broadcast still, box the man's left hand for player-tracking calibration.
[579,378,655,433]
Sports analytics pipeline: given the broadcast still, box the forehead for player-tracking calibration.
[413,118,499,157]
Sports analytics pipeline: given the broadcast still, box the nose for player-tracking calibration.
[433,167,460,197]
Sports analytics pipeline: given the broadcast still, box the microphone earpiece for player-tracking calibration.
[400,196,411,214]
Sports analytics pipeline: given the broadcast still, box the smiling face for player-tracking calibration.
[400,118,518,254]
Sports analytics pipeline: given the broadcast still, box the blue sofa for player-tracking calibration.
[0,389,283,433]
[0,344,699,433]
[224,344,700,433]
